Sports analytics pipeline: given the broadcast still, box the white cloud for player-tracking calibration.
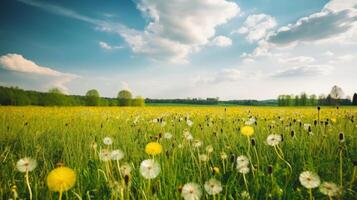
[99,41,123,50]
[278,56,315,64]
[118,0,240,62]
[324,51,334,56]
[209,36,232,47]
[234,14,277,42]
[267,1,357,46]
[0,53,78,91]
[270,65,333,78]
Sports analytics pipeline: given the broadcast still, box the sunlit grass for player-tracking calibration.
[0,106,356,199]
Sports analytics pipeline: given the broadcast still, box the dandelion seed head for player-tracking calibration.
[266,134,282,146]
[204,178,222,195]
[299,171,321,189]
[103,137,113,145]
[16,157,37,172]
[319,182,339,197]
[111,149,124,161]
[181,183,202,200]
[139,159,160,179]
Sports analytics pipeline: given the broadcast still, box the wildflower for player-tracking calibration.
[241,126,254,137]
[339,132,344,143]
[16,157,37,172]
[110,149,124,161]
[245,117,256,125]
[266,134,282,146]
[236,155,249,167]
[103,137,113,145]
[299,171,321,189]
[319,182,339,197]
[199,154,209,162]
[241,190,251,199]
[204,178,223,195]
[193,140,203,148]
[99,149,111,161]
[183,130,193,141]
[187,119,193,127]
[211,167,220,174]
[47,167,76,192]
[145,142,163,156]
[220,152,228,160]
[303,124,311,131]
[181,183,202,200]
[206,145,213,153]
[120,163,132,176]
[164,132,172,139]
[238,166,250,174]
[139,159,160,179]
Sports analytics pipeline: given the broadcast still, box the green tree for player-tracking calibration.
[43,88,66,106]
[117,90,132,106]
[85,89,100,106]
[352,93,357,106]
[132,96,145,106]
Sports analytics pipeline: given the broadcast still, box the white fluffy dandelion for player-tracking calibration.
[199,154,209,162]
[193,140,203,148]
[266,134,282,146]
[299,171,321,189]
[164,132,173,139]
[99,149,111,161]
[181,183,202,200]
[204,178,223,195]
[187,119,193,127]
[319,182,339,197]
[103,137,113,145]
[139,159,160,179]
[111,149,124,161]
[220,152,228,160]
[237,155,249,167]
[120,163,132,176]
[206,145,214,153]
[237,165,250,174]
[16,157,37,172]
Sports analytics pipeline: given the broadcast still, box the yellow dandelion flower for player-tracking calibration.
[241,126,254,137]
[47,167,76,192]
[212,166,220,174]
[331,118,336,123]
[145,142,163,156]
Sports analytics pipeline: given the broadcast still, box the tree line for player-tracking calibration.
[0,86,144,106]
[277,85,357,106]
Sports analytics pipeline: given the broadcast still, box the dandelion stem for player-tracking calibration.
[350,166,356,189]
[308,188,313,200]
[243,174,249,192]
[274,146,292,173]
[25,170,33,200]
[253,146,260,171]
[339,148,343,188]
[58,190,63,200]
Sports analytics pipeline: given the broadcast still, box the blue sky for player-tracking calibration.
[0,0,356,99]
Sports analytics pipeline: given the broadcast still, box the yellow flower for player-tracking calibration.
[47,167,76,192]
[331,118,336,123]
[241,126,254,136]
[212,166,220,174]
[145,142,163,155]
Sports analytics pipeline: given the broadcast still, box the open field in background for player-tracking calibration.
[0,106,356,199]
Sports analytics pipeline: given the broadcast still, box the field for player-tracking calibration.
[0,106,356,200]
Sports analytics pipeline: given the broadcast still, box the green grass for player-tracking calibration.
[0,106,356,199]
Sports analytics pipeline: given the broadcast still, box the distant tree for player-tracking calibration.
[330,85,344,105]
[353,93,357,105]
[43,88,67,106]
[294,95,300,106]
[85,89,100,106]
[309,94,317,106]
[132,96,145,107]
[117,90,132,106]
[300,93,307,106]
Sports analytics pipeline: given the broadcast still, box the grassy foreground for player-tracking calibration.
[0,106,356,199]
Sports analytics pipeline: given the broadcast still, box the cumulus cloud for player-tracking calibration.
[209,36,233,47]
[267,1,357,46]
[234,14,277,42]
[18,0,240,63]
[114,0,240,63]
[99,41,123,50]
[270,65,333,78]
[0,53,78,91]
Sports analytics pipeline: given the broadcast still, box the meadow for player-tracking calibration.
[0,106,356,200]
